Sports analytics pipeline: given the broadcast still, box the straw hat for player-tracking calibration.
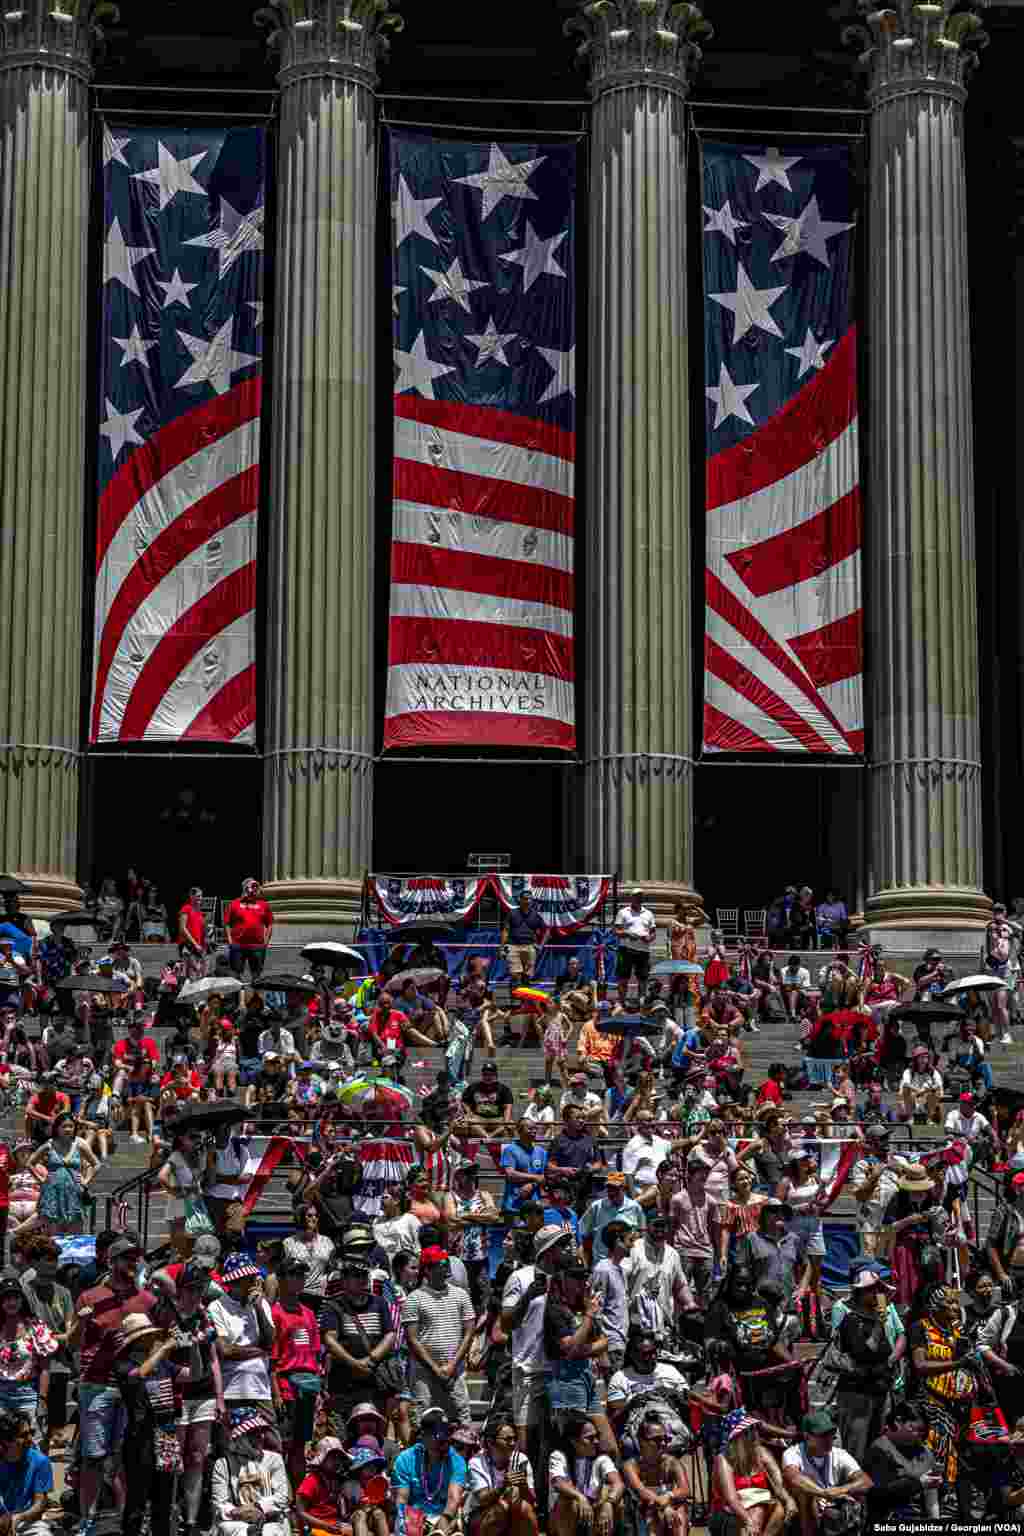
[898,1163,935,1192]
[114,1313,163,1355]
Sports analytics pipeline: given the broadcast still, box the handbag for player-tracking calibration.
[349,1304,408,1397]
[183,1192,215,1236]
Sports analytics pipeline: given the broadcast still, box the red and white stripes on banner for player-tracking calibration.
[705,329,862,755]
[91,381,261,743]
[386,395,576,749]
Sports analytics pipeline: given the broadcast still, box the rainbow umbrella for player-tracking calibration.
[511,986,551,1005]
[336,1077,415,1111]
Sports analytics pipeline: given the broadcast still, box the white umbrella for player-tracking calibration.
[179,975,245,1002]
[300,942,366,970]
[939,973,1010,996]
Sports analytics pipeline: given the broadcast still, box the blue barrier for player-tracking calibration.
[355,927,617,984]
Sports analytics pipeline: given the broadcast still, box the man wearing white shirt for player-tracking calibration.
[898,1045,943,1123]
[621,1113,673,1194]
[257,1023,297,1062]
[614,889,657,1005]
[944,1092,992,1146]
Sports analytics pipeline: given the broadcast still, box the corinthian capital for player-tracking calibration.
[566,0,712,100]
[0,0,117,80]
[255,0,402,91]
[843,0,988,104]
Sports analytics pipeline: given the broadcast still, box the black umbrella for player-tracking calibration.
[253,972,319,996]
[0,877,28,896]
[54,974,129,995]
[168,1100,248,1137]
[387,918,460,945]
[50,910,100,936]
[595,1013,663,1038]
[888,1001,965,1028]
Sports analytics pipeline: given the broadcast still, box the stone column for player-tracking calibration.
[848,0,990,929]
[259,0,399,930]
[0,3,104,913]
[567,0,708,919]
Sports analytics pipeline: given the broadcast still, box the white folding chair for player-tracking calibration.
[716,907,740,939]
[744,908,768,940]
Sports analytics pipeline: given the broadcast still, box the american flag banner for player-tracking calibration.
[702,141,862,755]
[385,132,578,750]
[90,124,266,744]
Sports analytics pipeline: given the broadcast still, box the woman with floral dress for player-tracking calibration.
[34,1112,98,1235]
[0,1270,57,1428]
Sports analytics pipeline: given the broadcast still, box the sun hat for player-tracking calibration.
[726,1412,760,1443]
[347,1403,387,1429]
[230,1410,270,1441]
[534,1227,573,1260]
[114,1312,163,1354]
[221,1253,262,1285]
[107,1236,142,1261]
[898,1163,935,1192]
[192,1233,221,1264]
[307,1436,349,1467]
[850,1270,883,1291]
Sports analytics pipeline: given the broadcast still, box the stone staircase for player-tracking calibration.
[15,936,1016,1259]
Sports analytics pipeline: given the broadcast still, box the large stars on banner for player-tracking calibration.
[702,145,856,438]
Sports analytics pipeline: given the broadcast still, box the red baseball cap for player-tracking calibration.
[420,1246,449,1267]
[1012,1173,1024,1189]
[960,1092,974,1104]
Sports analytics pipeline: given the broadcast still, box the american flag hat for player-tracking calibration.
[220,1252,262,1285]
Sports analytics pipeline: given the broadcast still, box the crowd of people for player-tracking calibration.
[1,883,1024,1531]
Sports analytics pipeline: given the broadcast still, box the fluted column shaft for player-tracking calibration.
[0,6,98,912]
[571,1,708,907]
[858,2,989,927]
[261,2,395,927]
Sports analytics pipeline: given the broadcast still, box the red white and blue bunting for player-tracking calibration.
[371,876,490,927]
[492,874,612,936]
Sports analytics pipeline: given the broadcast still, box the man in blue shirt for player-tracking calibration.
[392,1406,466,1532]
[500,1120,548,1218]
[0,1411,53,1530]
[501,894,547,985]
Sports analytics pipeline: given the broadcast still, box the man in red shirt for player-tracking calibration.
[77,1235,156,1535]
[270,1255,321,1484]
[111,1015,161,1144]
[367,994,406,1057]
[177,886,208,981]
[225,877,273,981]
